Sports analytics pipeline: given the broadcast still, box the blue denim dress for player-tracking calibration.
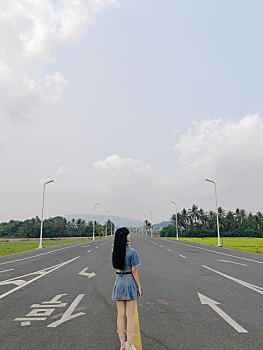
[112,245,141,301]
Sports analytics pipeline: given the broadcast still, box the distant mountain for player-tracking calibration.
[63,214,143,228]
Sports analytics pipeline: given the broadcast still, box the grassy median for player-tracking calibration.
[166,237,263,255]
[0,238,104,257]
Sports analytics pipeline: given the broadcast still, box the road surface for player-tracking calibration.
[0,234,262,349]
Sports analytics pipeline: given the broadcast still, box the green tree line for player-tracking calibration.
[160,205,263,238]
[0,217,115,239]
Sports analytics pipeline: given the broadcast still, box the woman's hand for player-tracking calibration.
[138,286,142,299]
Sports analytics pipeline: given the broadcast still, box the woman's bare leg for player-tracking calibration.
[116,300,126,348]
[126,300,136,350]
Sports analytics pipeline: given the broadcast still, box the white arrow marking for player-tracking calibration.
[198,293,248,333]
[79,268,96,278]
[202,265,263,294]
[0,279,26,286]
[0,257,79,300]
[217,260,247,266]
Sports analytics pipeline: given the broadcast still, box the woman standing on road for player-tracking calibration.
[112,227,142,350]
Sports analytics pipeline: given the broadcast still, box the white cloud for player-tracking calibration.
[53,114,263,218]
[0,0,118,123]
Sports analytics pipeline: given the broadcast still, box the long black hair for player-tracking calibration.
[112,227,130,269]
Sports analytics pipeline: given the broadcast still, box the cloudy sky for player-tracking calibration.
[1,0,263,223]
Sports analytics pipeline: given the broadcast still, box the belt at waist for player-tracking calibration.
[116,271,132,275]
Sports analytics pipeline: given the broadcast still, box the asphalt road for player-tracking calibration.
[0,234,262,350]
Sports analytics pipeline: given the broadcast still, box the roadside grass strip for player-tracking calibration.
[167,240,263,265]
[0,237,108,257]
[166,237,263,255]
[134,302,142,350]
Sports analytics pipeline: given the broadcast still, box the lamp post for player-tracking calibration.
[39,180,54,249]
[93,202,100,241]
[105,210,111,237]
[171,201,179,240]
[148,210,153,237]
[206,179,221,247]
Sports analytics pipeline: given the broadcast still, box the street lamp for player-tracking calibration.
[105,210,111,237]
[39,180,54,249]
[148,210,153,237]
[171,201,179,240]
[206,179,221,247]
[93,202,101,241]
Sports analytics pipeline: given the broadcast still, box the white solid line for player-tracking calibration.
[0,269,14,273]
[198,293,248,333]
[180,255,186,258]
[202,265,263,295]
[87,250,92,253]
[0,257,79,300]
[167,240,263,265]
[217,260,247,266]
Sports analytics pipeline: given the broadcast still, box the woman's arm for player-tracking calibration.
[132,267,142,299]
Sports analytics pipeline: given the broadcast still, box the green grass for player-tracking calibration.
[165,237,263,255]
[0,237,104,257]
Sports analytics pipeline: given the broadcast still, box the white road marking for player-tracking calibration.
[180,255,186,258]
[0,257,79,300]
[160,245,163,248]
[198,293,248,333]
[202,265,263,295]
[155,243,158,245]
[0,243,84,266]
[101,244,104,246]
[0,279,26,286]
[95,246,99,249]
[168,240,263,265]
[0,268,14,273]
[31,304,67,308]
[168,249,172,252]
[87,250,92,253]
[47,294,86,328]
[78,267,96,279]
[217,260,247,266]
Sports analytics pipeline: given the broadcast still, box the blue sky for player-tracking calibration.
[1,0,263,222]
[49,0,263,165]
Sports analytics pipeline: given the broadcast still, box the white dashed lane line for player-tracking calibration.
[0,269,14,273]
[217,260,247,266]
[179,255,187,258]
[87,250,92,253]
[168,249,172,252]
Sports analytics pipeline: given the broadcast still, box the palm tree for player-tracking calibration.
[180,208,188,231]
[189,204,199,224]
